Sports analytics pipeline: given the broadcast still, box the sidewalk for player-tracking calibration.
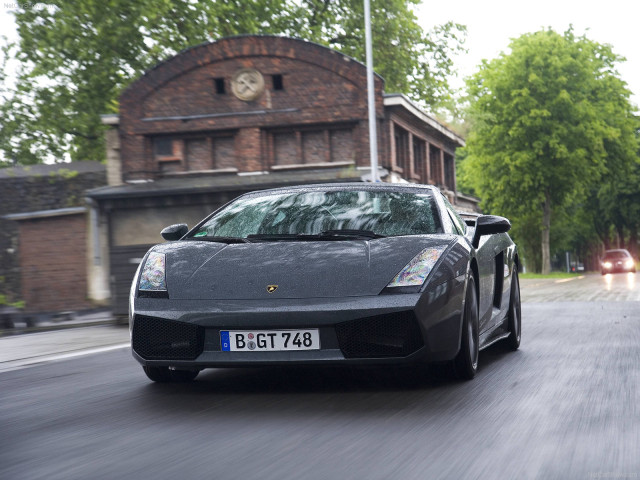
[0,323,130,373]
[0,309,130,373]
[0,308,118,335]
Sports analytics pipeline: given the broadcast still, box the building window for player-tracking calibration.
[185,138,209,171]
[212,136,236,169]
[153,137,183,173]
[413,138,427,182]
[273,132,298,166]
[270,126,355,168]
[152,133,236,174]
[272,74,284,91]
[429,144,442,186]
[330,129,354,163]
[444,153,456,192]
[154,137,174,157]
[214,78,225,94]
[302,131,327,164]
[394,126,409,172]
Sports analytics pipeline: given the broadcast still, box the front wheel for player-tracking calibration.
[506,266,522,351]
[453,275,479,380]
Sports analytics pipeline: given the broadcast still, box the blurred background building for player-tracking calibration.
[4,36,473,319]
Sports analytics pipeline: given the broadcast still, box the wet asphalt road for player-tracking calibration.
[1,273,639,480]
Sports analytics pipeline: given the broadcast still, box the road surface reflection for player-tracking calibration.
[602,272,636,291]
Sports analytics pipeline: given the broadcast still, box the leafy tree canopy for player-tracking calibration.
[0,0,465,166]
[461,28,638,273]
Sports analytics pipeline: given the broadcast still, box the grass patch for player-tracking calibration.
[520,272,584,280]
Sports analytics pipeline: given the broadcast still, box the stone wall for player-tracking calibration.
[0,162,106,306]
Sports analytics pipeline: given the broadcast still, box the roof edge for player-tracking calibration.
[4,207,87,221]
[383,94,466,147]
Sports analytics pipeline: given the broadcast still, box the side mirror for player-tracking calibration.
[161,223,188,241]
[472,215,511,248]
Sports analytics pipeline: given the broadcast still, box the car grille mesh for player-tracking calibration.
[132,315,204,360]
[335,311,423,358]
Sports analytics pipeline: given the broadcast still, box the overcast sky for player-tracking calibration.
[416,0,640,108]
[1,1,638,108]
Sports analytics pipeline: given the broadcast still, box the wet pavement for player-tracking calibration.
[1,272,639,479]
[520,272,639,302]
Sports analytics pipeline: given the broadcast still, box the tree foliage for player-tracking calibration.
[462,28,638,273]
[0,0,465,166]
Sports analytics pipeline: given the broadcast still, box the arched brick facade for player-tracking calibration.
[118,36,385,181]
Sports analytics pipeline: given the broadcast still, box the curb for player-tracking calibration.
[0,309,126,337]
[0,319,125,337]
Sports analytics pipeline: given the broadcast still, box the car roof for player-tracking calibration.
[238,182,441,197]
[603,249,631,255]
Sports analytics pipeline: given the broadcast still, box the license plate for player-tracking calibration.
[220,329,320,352]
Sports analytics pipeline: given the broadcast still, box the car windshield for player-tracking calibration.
[603,250,630,260]
[190,189,443,239]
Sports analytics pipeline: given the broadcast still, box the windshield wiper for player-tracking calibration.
[246,233,314,241]
[246,230,385,242]
[318,229,385,239]
[186,236,250,244]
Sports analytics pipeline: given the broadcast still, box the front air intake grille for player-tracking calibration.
[335,311,424,358]
[132,315,204,360]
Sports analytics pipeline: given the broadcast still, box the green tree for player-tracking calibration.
[462,28,637,273]
[0,0,465,166]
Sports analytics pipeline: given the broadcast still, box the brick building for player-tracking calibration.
[1,162,107,315]
[87,35,474,316]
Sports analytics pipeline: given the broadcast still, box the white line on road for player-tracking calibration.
[555,275,585,283]
[0,343,130,373]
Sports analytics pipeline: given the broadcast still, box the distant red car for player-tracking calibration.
[600,249,636,275]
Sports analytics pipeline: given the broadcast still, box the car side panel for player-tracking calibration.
[475,232,516,333]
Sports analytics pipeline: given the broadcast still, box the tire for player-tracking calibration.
[506,266,521,351]
[453,275,479,380]
[143,366,171,382]
[170,369,199,382]
[143,366,199,383]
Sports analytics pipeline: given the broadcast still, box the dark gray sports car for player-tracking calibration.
[129,183,521,382]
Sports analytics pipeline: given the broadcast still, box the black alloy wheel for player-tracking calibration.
[506,266,522,351]
[453,275,479,380]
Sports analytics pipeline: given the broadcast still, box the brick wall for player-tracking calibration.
[0,163,106,306]
[118,36,385,180]
[17,213,91,313]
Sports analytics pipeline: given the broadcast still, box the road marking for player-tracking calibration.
[555,276,585,283]
[0,343,130,373]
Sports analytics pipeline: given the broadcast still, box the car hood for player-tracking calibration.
[150,236,456,300]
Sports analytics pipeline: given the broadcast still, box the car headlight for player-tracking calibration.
[386,246,447,288]
[603,261,612,269]
[625,260,634,268]
[139,252,167,292]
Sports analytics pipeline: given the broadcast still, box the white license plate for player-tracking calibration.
[220,329,320,352]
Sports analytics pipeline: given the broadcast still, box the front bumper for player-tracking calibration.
[130,279,465,368]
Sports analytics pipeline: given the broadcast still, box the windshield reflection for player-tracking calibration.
[192,189,444,239]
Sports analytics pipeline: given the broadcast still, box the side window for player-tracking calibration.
[441,194,467,235]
